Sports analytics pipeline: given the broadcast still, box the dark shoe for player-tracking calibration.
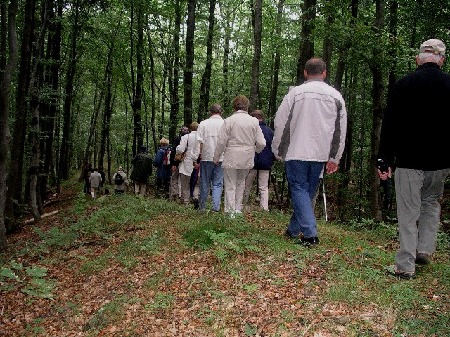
[284,230,298,240]
[415,253,430,265]
[192,198,199,210]
[298,236,320,247]
[385,265,416,280]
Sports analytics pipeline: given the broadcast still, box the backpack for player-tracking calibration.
[114,173,124,185]
[163,148,171,166]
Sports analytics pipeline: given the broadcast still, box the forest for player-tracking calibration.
[1,0,450,251]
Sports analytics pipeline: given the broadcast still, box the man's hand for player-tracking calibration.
[377,167,392,180]
[326,161,338,174]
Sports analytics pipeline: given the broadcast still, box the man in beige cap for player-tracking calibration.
[378,38,450,280]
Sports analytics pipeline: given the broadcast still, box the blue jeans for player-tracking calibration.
[199,161,224,211]
[285,160,325,238]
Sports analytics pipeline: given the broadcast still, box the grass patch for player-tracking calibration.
[2,190,450,336]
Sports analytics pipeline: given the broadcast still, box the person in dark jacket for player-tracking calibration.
[153,137,172,198]
[130,145,153,196]
[243,110,275,211]
[378,38,450,280]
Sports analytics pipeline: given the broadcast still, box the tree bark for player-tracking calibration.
[268,0,285,119]
[29,0,51,220]
[59,0,81,180]
[5,0,35,231]
[169,0,181,144]
[295,0,316,85]
[184,0,196,126]
[249,0,262,112]
[369,0,385,221]
[198,0,216,122]
[0,0,19,251]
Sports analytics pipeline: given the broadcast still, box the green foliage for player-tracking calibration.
[83,297,126,332]
[0,261,54,299]
[33,226,79,248]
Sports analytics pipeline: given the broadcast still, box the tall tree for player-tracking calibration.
[220,2,233,110]
[97,44,114,174]
[5,0,35,231]
[184,0,196,126]
[369,0,385,221]
[268,0,285,118]
[0,0,19,250]
[249,0,262,111]
[59,0,82,180]
[130,1,145,155]
[295,0,316,85]
[169,0,182,143]
[29,0,51,220]
[198,0,216,122]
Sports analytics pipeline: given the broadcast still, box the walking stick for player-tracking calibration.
[322,179,328,222]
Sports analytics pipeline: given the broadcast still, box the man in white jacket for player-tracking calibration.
[272,58,347,246]
[192,103,225,212]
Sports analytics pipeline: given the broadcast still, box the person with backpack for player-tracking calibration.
[153,138,172,198]
[130,145,153,196]
[112,166,128,195]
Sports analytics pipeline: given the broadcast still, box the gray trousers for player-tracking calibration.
[394,168,450,272]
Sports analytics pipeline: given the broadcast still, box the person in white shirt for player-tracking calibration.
[214,95,266,217]
[176,122,200,205]
[192,104,225,212]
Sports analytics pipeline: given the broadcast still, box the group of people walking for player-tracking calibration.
[91,39,450,281]
[151,96,274,215]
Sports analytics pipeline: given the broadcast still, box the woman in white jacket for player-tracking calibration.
[214,95,266,217]
[176,122,200,205]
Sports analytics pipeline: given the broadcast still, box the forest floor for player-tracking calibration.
[1,181,450,337]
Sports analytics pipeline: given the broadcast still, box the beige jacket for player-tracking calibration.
[214,111,266,169]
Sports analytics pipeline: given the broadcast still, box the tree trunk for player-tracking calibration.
[5,0,35,232]
[268,0,285,119]
[249,0,262,112]
[198,0,216,122]
[59,0,81,180]
[369,0,385,221]
[184,0,196,126]
[0,0,19,251]
[220,2,232,111]
[130,3,144,155]
[29,0,51,220]
[295,0,316,85]
[98,45,114,172]
[169,0,181,144]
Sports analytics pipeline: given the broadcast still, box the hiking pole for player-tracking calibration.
[322,178,328,222]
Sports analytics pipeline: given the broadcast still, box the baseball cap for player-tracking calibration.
[419,39,446,56]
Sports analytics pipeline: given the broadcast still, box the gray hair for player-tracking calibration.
[417,52,443,65]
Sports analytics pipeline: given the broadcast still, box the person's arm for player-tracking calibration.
[213,122,228,164]
[255,124,266,154]
[271,94,291,160]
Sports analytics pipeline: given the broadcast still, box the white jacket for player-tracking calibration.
[272,80,347,163]
[214,111,266,169]
[176,132,200,176]
[193,114,224,162]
